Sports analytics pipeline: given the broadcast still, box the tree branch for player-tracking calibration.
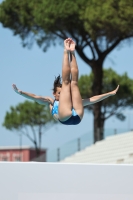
[80,35,96,60]
[88,41,96,60]
[76,46,93,67]
[66,30,93,66]
[104,109,117,120]
[18,128,35,143]
[30,125,38,146]
[104,100,127,120]
[53,30,67,40]
[93,40,101,58]
[102,38,121,58]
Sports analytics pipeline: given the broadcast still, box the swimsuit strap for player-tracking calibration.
[52,99,56,106]
[50,99,56,106]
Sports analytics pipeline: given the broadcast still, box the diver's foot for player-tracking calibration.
[69,39,76,52]
[64,38,71,52]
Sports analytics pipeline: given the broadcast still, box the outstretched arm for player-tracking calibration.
[12,84,53,106]
[82,85,119,107]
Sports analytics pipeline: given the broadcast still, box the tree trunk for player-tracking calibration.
[92,61,103,143]
[93,102,103,142]
[93,116,105,142]
[34,141,40,156]
[100,116,105,139]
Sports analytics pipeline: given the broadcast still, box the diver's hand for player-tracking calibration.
[12,84,22,95]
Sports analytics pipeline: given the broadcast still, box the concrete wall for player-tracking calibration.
[0,162,133,200]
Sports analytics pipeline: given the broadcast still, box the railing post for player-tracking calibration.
[57,148,60,161]
[78,138,80,151]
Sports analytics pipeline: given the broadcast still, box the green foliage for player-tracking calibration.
[78,68,133,121]
[81,0,133,40]
[3,100,55,130]
[1,0,133,140]
[1,0,133,51]
[3,100,56,155]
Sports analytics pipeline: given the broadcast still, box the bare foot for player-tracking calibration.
[64,38,71,51]
[12,84,22,94]
[110,85,119,96]
[69,39,76,52]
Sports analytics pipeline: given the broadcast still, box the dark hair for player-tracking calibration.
[53,75,62,93]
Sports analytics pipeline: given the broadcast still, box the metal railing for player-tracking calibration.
[47,128,130,162]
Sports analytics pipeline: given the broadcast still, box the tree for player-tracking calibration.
[1,0,133,141]
[3,101,56,156]
[78,68,133,142]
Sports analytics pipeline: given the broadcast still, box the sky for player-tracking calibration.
[0,14,133,152]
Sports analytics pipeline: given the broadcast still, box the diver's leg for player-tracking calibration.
[58,39,72,121]
[69,40,84,119]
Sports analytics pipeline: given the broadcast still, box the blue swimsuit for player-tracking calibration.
[51,100,81,125]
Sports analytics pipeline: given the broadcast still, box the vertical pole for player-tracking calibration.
[114,129,117,135]
[78,138,80,151]
[57,148,60,161]
[128,112,130,131]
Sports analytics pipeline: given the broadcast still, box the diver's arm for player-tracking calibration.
[12,84,53,105]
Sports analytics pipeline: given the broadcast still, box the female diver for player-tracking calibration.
[12,38,119,125]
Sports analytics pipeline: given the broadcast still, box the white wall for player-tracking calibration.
[0,162,133,200]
